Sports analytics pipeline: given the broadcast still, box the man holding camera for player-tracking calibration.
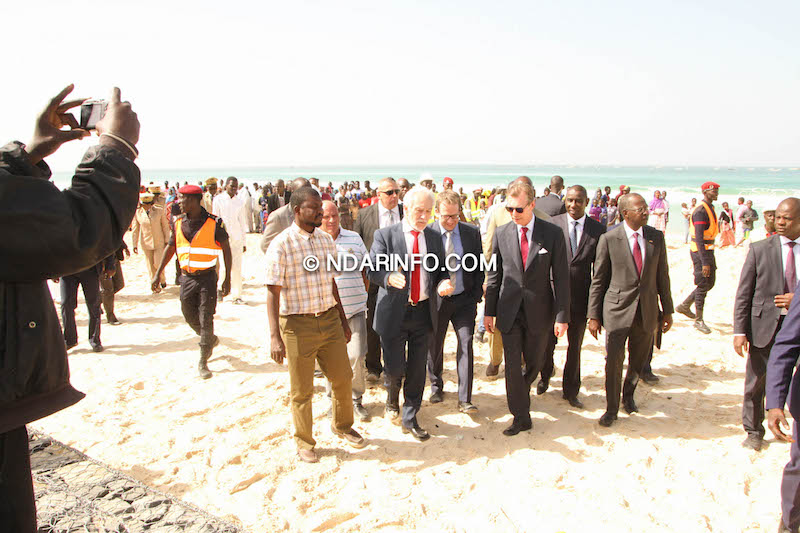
[0,85,140,532]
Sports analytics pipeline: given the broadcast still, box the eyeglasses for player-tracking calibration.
[505,206,526,214]
[380,189,401,196]
[439,214,459,221]
[626,207,649,214]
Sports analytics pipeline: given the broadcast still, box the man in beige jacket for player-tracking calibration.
[132,192,170,291]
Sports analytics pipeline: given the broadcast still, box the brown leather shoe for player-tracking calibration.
[333,427,366,449]
[297,449,319,463]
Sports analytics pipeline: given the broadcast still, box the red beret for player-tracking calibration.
[443,177,453,185]
[179,184,204,195]
[701,181,720,191]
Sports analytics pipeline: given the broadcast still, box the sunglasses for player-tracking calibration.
[505,206,526,214]
[380,189,401,196]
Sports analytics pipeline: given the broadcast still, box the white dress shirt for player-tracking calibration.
[567,214,586,249]
[403,219,429,302]
[379,203,401,229]
[780,235,800,315]
[514,216,536,257]
[212,192,248,243]
[623,222,646,263]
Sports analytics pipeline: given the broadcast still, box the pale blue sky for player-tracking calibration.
[3,0,799,170]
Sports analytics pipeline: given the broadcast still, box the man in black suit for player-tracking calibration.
[266,179,291,214]
[355,177,403,382]
[536,175,567,217]
[588,193,674,427]
[538,185,606,408]
[427,190,484,413]
[484,180,570,436]
[735,197,800,451]
[369,186,452,441]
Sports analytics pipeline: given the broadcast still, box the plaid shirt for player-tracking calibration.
[265,223,338,315]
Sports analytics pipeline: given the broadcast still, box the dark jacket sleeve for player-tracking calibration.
[733,246,757,337]
[587,233,611,323]
[550,228,570,324]
[655,232,674,315]
[766,283,800,410]
[367,228,392,288]
[0,142,141,282]
[484,231,503,317]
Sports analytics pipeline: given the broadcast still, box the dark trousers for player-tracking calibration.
[60,268,102,348]
[783,421,800,529]
[541,316,587,400]
[365,284,383,376]
[743,318,783,437]
[381,301,432,428]
[0,426,36,533]
[684,251,716,316]
[427,293,476,403]
[604,307,654,415]
[501,310,551,425]
[100,260,124,320]
[179,271,217,347]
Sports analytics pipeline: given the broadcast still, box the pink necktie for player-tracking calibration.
[786,242,797,294]
[632,233,643,277]
[411,230,421,303]
[520,227,529,269]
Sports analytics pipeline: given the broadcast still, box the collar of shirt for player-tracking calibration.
[515,216,535,238]
[780,235,800,247]
[568,213,586,227]
[291,222,315,241]
[623,221,642,241]
[441,223,461,238]
[403,219,423,235]
[379,203,400,219]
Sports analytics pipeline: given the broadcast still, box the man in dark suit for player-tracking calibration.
[356,177,403,382]
[427,190,484,413]
[536,175,567,217]
[484,181,570,436]
[259,178,310,253]
[736,198,800,451]
[369,186,452,441]
[538,185,606,408]
[587,193,674,427]
[767,285,800,532]
[266,179,291,214]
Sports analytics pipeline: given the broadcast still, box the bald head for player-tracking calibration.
[776,197,800,240]
[550,175,564,193]
[292,178,311,190]
[618,193,644,213]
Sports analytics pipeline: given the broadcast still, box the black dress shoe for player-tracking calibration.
[566,396,584,409]
[429,390,444,404]
[402,423,430,441]
[742,434,763,451]
[641,372,660,384]
[66,342,78,351]
[623,397,638,414]
[502,419,532,436]
[599,412,618,427]
[91,344,104,353]
[536,378,549,395]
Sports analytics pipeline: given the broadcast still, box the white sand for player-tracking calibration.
[34,232,789,532]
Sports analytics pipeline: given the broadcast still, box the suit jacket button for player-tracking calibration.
[28,321,36,329]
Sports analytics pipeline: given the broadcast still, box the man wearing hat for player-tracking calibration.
[202,177,219,212]
[148,183,166,209]
[442,177,454,191]
[676,182,720,334]
[132,191,170,292]
[464,188,483,225]
[151,184,232,379]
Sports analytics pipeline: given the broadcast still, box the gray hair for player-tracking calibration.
[403,186,435,210]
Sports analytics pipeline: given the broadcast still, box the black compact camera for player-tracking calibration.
[79,100,108,130]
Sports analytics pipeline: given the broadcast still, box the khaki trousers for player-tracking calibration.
[143,246,166,284]
[489,329,504,366]
[280,307,354,450]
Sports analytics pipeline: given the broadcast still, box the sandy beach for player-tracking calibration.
[33,231,789,532]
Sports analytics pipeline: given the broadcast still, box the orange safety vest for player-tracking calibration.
[689,202,719,252]
[175,217,221,272]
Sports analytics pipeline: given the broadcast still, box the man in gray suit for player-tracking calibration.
[369,187,452,441]
[355,177,403,382]
[588,193,674,427]
[484,180,570,436]
[259,178,310,253]
[734,197,800,451]
[536,175,567,217]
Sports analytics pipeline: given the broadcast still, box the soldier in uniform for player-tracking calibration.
[152,184,232,378]
[131,191,170,291]
[202,177,218,212]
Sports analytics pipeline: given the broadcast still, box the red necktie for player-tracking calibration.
[786,242,797,294]
[411,229,421,303]
[520,227,529,269]
[632,233,643,277]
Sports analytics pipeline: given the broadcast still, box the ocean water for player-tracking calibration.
[52,164,800,239]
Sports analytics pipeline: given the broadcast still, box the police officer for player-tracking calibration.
[152,184,232,378]
[676,181,720,334]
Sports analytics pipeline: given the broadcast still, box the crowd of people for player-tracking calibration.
[4,86,800,533]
